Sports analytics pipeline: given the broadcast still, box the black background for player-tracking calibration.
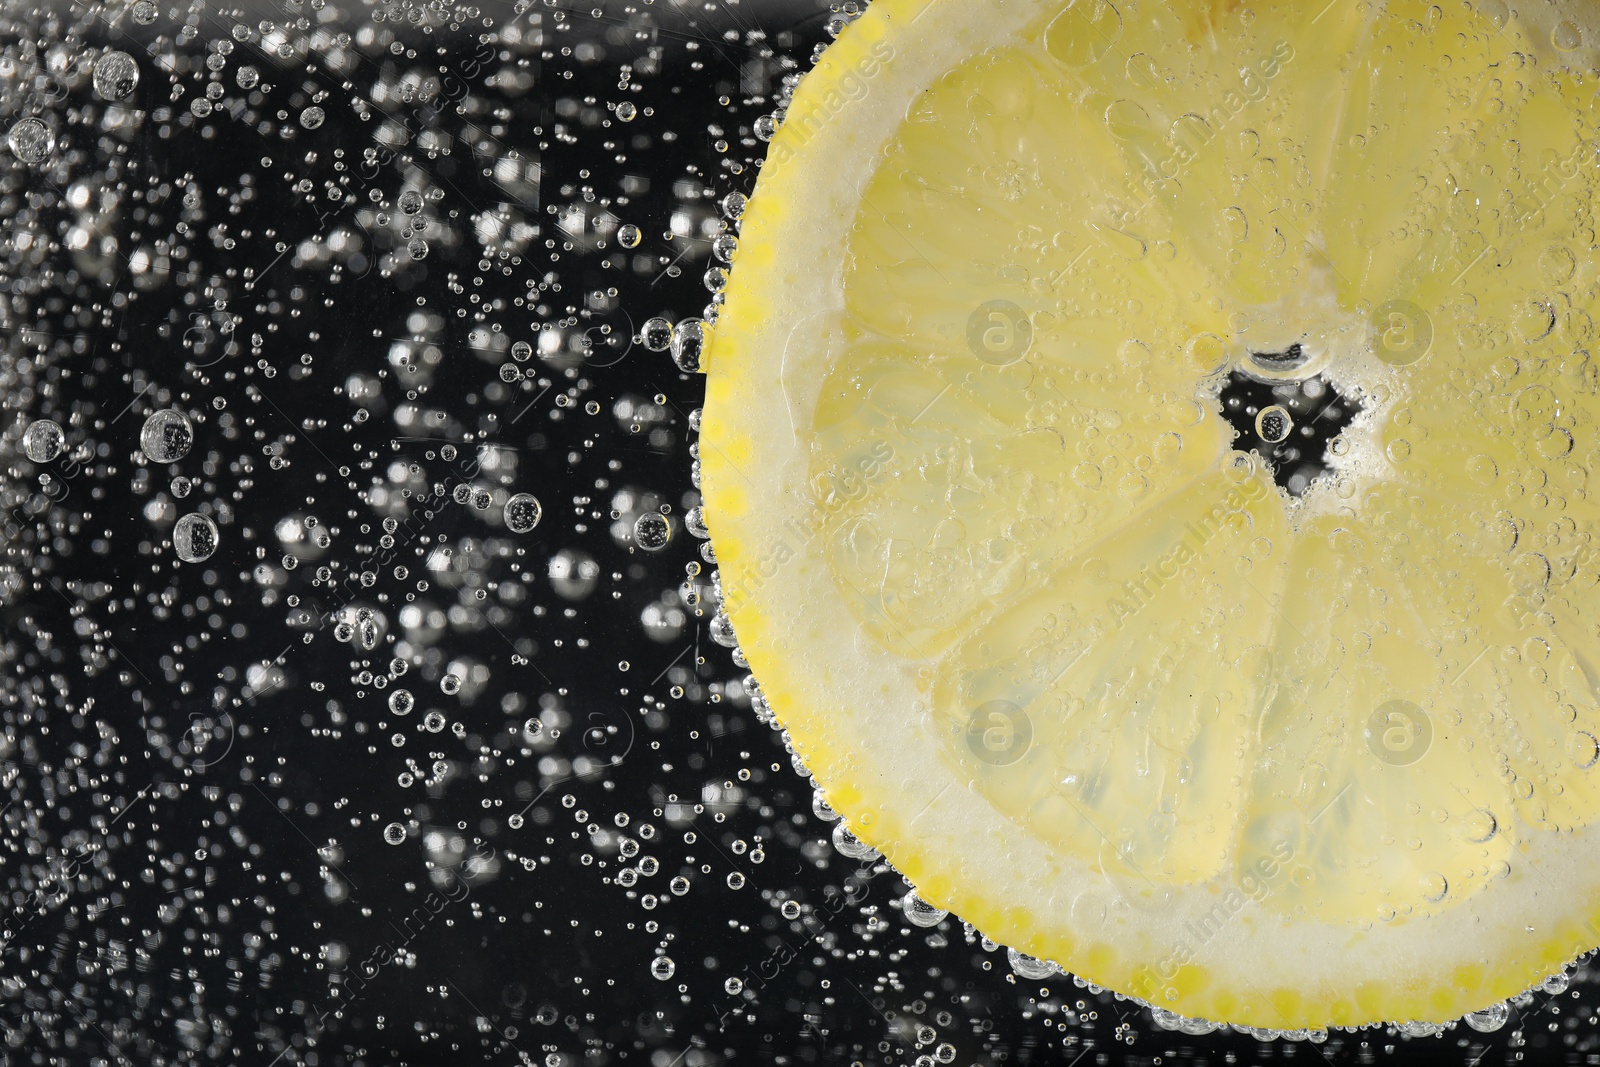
[0,1,1595,1064]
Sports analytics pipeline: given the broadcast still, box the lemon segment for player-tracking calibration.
[703,0,1600,1029]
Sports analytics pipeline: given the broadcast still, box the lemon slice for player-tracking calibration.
[701,0,1600,1030]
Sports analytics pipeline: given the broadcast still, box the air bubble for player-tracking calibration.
[93,50,140,100]
[640,317,673,352]
[7,118,53,164]
[1006,948,1058,981]
[708,612,737,647]
[504,492,543,533]
[670,318,706,373]
[1569,731,1598,769]
[140,409,195,462]
[173,513,219,563]
[1255,404,1292,444]
[22,419,64,463]
[1463,807,1498,842]
[901,891,948,928]
[1464,1002,1509,1032]
[633,513,671,551]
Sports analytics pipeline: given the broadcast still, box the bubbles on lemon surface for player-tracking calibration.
[548,548,599,599]
[670,318,705,373]
[1542,970,1572,995]
[1365,700,1431,765]
[1419,872,1448,903]
[1464,1002,1509,1032]
[965,300,1031,365]
[1552,19,1584,50]
[830,822,880,862]
[22,0,1588,1049]
[1464,808,1499,843]
[1370,299,1433,366]
[964,700,1032,766]
[901,890,948,928]
[640,317,673,352]
[1006,948,1058,981]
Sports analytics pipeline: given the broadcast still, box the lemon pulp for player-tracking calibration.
[703,0,1600,1029]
